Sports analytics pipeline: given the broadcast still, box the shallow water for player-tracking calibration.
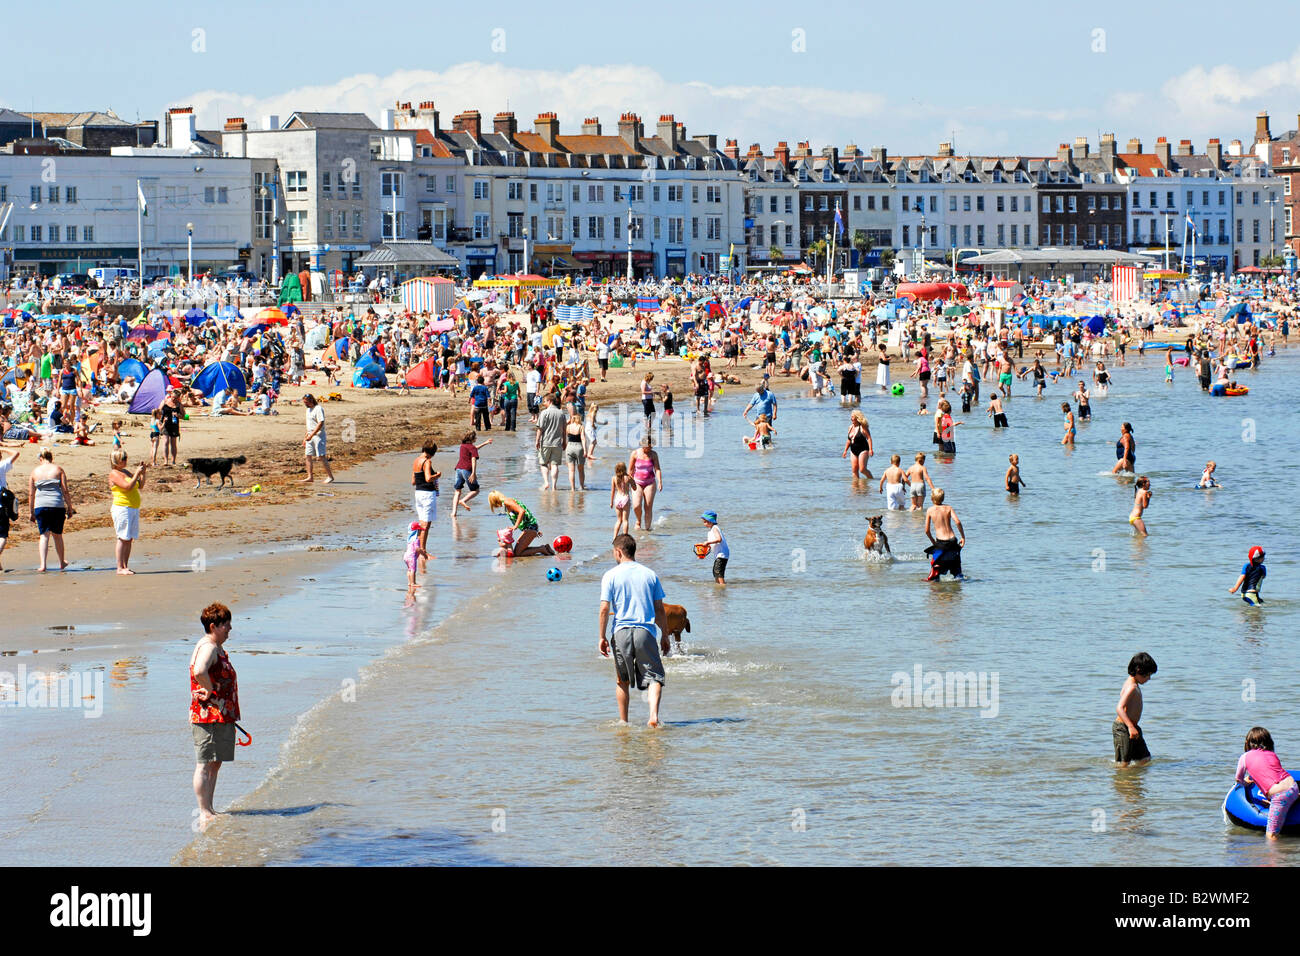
[5,347,1299,865]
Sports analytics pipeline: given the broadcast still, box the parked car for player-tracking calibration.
[214,268,259,283]
[53,273,92,290]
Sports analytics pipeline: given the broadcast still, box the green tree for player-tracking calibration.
[808,238,828,270]
[852,230,871,254]
[769,244,784,262]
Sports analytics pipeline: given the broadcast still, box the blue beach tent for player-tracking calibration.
[192,361,247,398]
[128,368,169,415]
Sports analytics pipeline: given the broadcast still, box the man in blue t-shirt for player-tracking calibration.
[1229,546,1266,605]
[743,383,777,425]
[469,374,492,430]
[598,534,669,727]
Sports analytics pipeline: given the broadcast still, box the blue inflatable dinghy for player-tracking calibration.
[1223,771,1300,832]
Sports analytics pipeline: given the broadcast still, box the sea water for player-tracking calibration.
[4,348,1298,865]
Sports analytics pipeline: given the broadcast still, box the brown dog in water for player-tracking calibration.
[863,515,891,555]
[662,603,691,651]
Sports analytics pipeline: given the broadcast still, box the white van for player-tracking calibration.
[88,267,139,288]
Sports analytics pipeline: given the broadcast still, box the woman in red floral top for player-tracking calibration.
[190,602,240,829]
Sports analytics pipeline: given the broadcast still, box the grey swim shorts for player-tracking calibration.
[612,626,665,690]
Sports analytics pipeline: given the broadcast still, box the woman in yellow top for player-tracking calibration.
[108,449,147,574]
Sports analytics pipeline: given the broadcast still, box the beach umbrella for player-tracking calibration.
[184,308,210,327]
[943,304,970,317]
[283,303,301,318]
[255,306,289,326]
[127,326,160,342]
[243,323,268,338]
[218,304,242,321]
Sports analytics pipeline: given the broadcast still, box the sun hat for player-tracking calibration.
[700,511,718,523]
[1248,546,1265,562]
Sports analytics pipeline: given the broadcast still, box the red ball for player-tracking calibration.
[552,535,573,553]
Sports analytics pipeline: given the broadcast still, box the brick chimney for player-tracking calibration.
[1056,143,1072,163]
[223,116,246,132]
[774,141,790,168]
[417,101,440,137]
[453,110,482,141]
[724,139,739,160]
[844,143,859,158]
[1176,138,1193,156]
[1099,133,1116,170]
[493,111,518,140]
[656,114,678,150]
[1228,139,1244,157]
[1207,138,1223,168]
[870,146,887,165]
[693,133,717,150]
[168,106,196,149]
[937,142,953,158]
[617,112,641,148]
[821,145,839,167]
[746,143,762,160]
[582,117,601,136]
[793,141,811,158]
[534,112,559,147]
[1255,111,1271,145]
[1126,138,1143,154]
[1074,136,1090,159]
[675,122,685,142]
[1155,136,1172,169]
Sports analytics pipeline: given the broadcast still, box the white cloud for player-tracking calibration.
[178,61,889,149]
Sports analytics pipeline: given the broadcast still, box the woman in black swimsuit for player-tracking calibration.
[842,410,873,479]
[1111,422,1136,474]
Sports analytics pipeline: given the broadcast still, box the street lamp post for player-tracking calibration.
[523,227,530,275]
[919,213,926,280]
[627,206,634,282]
[186,221,194,287]
[1265,195,1280,261]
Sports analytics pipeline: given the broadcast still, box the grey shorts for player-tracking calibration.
[612,625,665,690]
[539,445,563,467]
[193,721,236,763]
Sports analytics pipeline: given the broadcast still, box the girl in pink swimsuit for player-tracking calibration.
[1236,726,1298,838]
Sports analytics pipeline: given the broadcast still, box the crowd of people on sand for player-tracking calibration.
[5,268,1297,835]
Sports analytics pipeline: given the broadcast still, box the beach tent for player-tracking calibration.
[1225,303,1252,323]
[305,324,330,349]
[184,308,209,326]
[1084,316,1107,334]
[218,304,242,321]
[404,357,439,388]
[400,277,456,313]
[193,361,248,398]
[334,337,351,359]
[353,354,387,388]
[117,357,150,383]
[278,273,303,305]
[128,368,169,415]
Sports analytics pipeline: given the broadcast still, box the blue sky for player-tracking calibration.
[8,0,1300,154]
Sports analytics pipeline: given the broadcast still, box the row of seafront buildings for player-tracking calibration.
[1,103,1298,282]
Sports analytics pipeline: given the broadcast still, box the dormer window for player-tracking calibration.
[773,166,783,180]
[798,166,809,181]
[822,167,833,182]
[993,170,1003,183]
[964,170,974,183]
[665,157,675,170]
[749,167,759,181]
[1081,172,1092,184]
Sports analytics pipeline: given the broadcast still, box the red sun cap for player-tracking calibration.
[1248,546,1265,562]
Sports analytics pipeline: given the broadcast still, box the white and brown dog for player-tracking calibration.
[863,515,891,555]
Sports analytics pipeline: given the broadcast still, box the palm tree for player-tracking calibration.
[852,230,871,255]
[808,238,828,270]
[769,244,784,263]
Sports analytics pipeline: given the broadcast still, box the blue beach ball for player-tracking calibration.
[547,567,563,582]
